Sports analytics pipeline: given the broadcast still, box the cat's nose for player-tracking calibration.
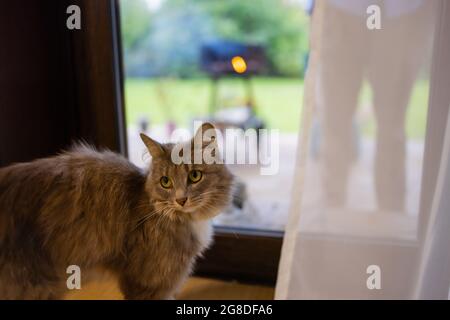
[176,197,188,206]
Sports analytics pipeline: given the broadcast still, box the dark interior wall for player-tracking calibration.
[0,0,125,167]
[0,1,72,166]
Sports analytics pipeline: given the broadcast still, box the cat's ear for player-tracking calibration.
[140,133,165,158]
[192,123,221,163]
[193,122,217,149]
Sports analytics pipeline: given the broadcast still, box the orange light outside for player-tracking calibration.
[231,56,247,74]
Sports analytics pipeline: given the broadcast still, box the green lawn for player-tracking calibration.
[124,77,429,138]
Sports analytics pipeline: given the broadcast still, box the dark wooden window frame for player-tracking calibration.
[195,227,283,285]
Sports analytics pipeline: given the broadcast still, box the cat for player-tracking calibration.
[0,123,233,299]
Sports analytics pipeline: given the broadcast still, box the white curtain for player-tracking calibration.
[276,0,450,299]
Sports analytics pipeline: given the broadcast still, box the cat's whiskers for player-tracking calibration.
[133,209,160,230]
[155,208,173,230]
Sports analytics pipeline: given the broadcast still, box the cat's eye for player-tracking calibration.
[160,176,172,188]
[188,170,202,183]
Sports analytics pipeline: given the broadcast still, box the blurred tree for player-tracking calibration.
[199,0,308,76]
[121,0,309,77]
[120,0,152,51]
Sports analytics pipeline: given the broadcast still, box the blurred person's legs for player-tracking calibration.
[368,66,411,212]
[319,4,367,207]
[367,2,435,212]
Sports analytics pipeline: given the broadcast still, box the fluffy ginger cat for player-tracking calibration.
[0,123,233,299]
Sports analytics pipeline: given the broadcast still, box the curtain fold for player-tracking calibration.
[415,105,450,299]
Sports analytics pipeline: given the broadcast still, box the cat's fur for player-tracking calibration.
[0,123,233,299]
